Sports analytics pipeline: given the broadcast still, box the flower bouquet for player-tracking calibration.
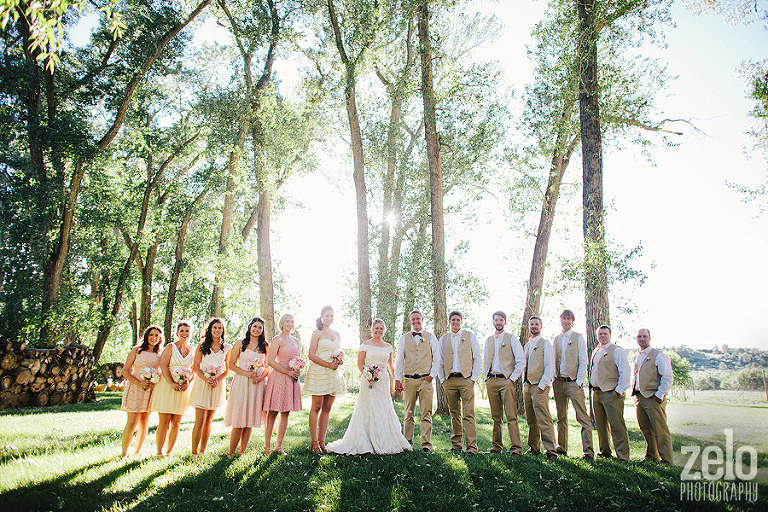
[288,356,305,382]
[172,367,193,386]
[363,363,382,389]
[204,364,222,379]
[330,348,344,365]
[248,358,263,375]
[141,367,161,384]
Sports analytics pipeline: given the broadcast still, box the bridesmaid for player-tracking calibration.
[224,317,270,457]
[120,325,164,458]
[262,314,302,455]
[189,318,230,460]
[303,306,344,454]
[152,320,195,458]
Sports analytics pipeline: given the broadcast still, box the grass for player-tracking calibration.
[0,392,766,511]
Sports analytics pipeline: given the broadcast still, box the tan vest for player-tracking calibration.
[441,329,473,378]
[525,337,547,385]
[484,333,517,379]
[591,343,619,391]
[634,347,661,398]
[554,331,581,379]
[403,330,434,375]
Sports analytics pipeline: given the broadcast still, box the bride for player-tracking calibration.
[326,319,413,455]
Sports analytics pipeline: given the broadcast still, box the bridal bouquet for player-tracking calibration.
[248,358,263,374]
[330,348,344,365]
[141,367,161,384]
[363,364,382,388]
[288,356,305,382]
[203,364,222,379]
[171,367,192,386]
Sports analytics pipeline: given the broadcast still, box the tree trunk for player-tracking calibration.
[417,0,448,415]
[577,0,610,353]
[139,236,159,332]
[256,179,276,340]
[130,301,138,346]
[165,185,211,336]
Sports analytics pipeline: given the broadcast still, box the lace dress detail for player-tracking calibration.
[303,338,345,396]
[151,343,194,415]
[262,339,302,412]
[224,348,267,427]
[121,349,161,413]
[326,343,412,455]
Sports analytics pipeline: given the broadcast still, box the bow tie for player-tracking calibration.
[494,333,503,338]
[412,332,421,337]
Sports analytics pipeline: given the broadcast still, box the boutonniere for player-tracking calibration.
[501,342,507,347]
[533,346,538,351]
[567,341,573,346]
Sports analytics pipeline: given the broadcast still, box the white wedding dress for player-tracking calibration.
[326,343,413,455]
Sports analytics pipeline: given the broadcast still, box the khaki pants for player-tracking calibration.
[592,388,629,461]
[442,376,477,453]
[403,377,433,450]
[553,379,594,456]
[523,382,556,453]
[634,393,673,464]
[486,376,522,453]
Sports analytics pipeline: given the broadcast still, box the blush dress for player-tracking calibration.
[326,343,412,455]
[262,340,302,412]
[189,344,230,410]
[121,349,161,413]
[151,343,194,415]
[303,338,345,396]
[224,347,267,427]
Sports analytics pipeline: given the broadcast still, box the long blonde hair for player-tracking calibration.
[278,314,294,332]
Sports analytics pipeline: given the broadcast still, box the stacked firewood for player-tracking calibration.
[0,340,96,409]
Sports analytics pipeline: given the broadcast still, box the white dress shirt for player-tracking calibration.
[632,347,674,399]
[524,335,555,390]
[558,329,588,387]
[436,329,482,382]
[482,331,525,382]
[589,342,630,394]
[394,330,440,381]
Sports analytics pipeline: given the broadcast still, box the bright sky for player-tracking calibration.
[72,2,768,351]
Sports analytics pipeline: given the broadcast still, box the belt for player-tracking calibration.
[556,376,575,382]
[488,373,506,379]
[448,372,464,379]
[405,373,429,379]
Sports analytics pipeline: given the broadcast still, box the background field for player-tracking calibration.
[1,392,766,512]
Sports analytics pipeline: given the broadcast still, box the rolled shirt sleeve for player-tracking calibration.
[614,346,631,395]
[470,332,482,382]
[655,351,674,399]
[510,335,525,382]
[429,333,440,379]
[538,340,555,390]
[576,333,588,387]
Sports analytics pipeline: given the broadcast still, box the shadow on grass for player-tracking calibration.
[0,392,123,417]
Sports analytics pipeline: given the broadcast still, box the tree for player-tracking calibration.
[326,0,383,342]
[666,350,691,389]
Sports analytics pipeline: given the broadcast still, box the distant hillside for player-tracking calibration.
[665,345,768,372]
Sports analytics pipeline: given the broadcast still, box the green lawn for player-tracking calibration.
[0,393,765,511]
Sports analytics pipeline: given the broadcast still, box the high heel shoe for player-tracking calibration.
[310,441,322,454]
[319,443,327,454]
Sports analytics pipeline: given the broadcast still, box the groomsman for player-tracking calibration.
[552,309,594,460]
[394,309,440,452]
[482,311,525,454]
[589,325,631,461]
[436,311,481,453]
[631,328,674,464]
[523,316,558,459]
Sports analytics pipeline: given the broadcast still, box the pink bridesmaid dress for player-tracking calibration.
[262,340,302,412]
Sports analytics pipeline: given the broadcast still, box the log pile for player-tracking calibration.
[0,340,96,409]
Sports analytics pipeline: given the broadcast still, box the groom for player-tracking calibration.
[395,310,439,451]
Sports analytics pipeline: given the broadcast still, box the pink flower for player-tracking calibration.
[363,364,382,388]
[204,364,221,379]
[141,367,160,384]
[172,367,192,386]
[330,349,344,365]
[288,356,305,381]
[248,358,264,372]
